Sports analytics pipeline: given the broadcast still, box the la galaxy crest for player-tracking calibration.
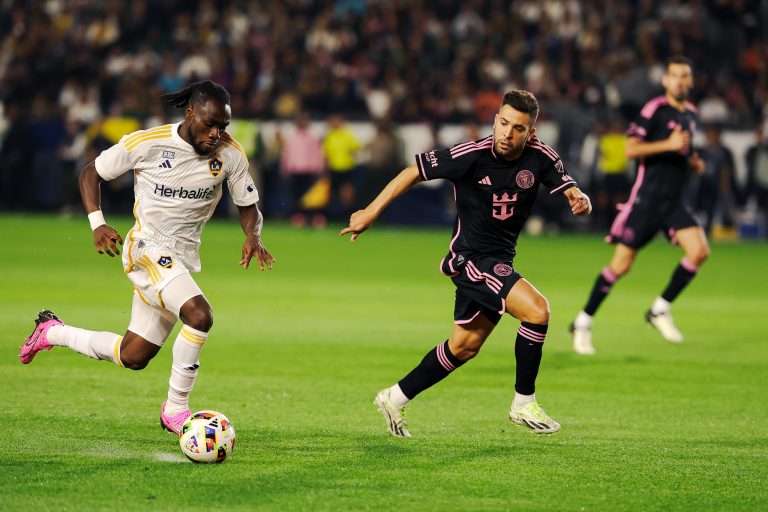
[157,255,173,269]
[209,157,223,177]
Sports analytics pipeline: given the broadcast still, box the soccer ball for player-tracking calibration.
[179,410,236,463]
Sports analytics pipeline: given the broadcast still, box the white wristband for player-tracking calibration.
[88,210,107,231]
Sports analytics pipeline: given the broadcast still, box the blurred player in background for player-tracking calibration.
[342,90,592,436]
[570,56,707,355]
[19,80,274,434]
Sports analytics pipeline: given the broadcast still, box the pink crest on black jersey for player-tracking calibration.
[493,263,513,277]
[516,170,535,189]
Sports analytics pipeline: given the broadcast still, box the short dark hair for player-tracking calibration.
[161,80,231,109]
[666,55,693,71]
[501,90,539,125]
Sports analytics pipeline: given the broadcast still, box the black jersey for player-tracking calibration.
[415,134,577,274]
[626,96,698,203]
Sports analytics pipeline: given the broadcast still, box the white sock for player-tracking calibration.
[388,383,410,409]
[166,325,208,415]
[574,311,593,329]
[47,325,123,365]
[651,297,671,315]
[513,392,536,409]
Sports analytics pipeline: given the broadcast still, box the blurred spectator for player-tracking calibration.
[58,119,88,213]
[280,113,326,228]
[697,90,729,125]
[98,103,142,145]
[28,94,66,210]
[593,119,631,230]
[361,118,403,206]
[323,114,361,220]
[0,103,35,211]
[693,124,736,234]
[745,124,768,237]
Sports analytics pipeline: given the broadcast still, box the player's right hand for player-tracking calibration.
[339,209,375,242]
[93,225,123,257]
[667,124,690,152]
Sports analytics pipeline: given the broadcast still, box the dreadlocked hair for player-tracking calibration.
[161,80,230,109]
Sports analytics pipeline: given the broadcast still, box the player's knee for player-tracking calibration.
[452,343,481,361]
[527,296,550,325]
[449,335,483,361]
[121,354,151,371]
[184,307,214,332]
[689,246,709,266]
[611,263,631,278]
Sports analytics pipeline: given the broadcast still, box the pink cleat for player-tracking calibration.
[19,310,63,364]
[160,401,191,436]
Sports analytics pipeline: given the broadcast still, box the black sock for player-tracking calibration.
[515,322,547,395]
[661,258,698,303]
[583,267,618,316]
[398,340,465,399]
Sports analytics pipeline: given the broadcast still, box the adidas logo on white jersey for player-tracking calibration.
[159,160,173,169]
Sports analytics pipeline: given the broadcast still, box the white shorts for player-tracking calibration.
[123,241,206,346]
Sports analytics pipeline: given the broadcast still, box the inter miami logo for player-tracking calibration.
[516,170,535,189]
[493,263,514,277]
[492,192,518,221]
[209,158,223,177]
[157,255,173,269]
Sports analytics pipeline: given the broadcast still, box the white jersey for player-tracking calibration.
[95,122,259,272]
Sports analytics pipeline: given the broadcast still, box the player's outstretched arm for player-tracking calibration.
[237,204,275,270]
[79,161,123,257]
[564,187,592,216]
[625,125,690,159]
[340,164,422,242]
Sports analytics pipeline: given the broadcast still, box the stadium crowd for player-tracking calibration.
[1,0,767,236]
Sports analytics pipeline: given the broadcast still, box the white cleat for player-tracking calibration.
[374,389,411,438]
[509,401,561,434]
[645,310,684,343]
[569,322,596,355]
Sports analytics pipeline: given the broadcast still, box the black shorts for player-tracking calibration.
[606,201,699,249]
[449,255,522,325]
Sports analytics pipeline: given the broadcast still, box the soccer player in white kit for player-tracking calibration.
[19,81,275,435]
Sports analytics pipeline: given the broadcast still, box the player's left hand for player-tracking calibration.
[340,209,376,242]
[241,233,275,270]
[568,191,592,216]
[688,152,705,175]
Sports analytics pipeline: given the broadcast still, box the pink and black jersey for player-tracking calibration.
[415,134,577,275]
[626,96,698,202]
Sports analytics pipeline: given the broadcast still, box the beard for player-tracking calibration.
[494,139,522,159]
[672,89,689,102]
[191,140,214,156]
[185,124,215,156]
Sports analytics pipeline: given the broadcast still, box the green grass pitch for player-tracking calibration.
[1,215,766,511]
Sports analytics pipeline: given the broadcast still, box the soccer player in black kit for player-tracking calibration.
[341,90,592,436]
[570,56,708,355]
